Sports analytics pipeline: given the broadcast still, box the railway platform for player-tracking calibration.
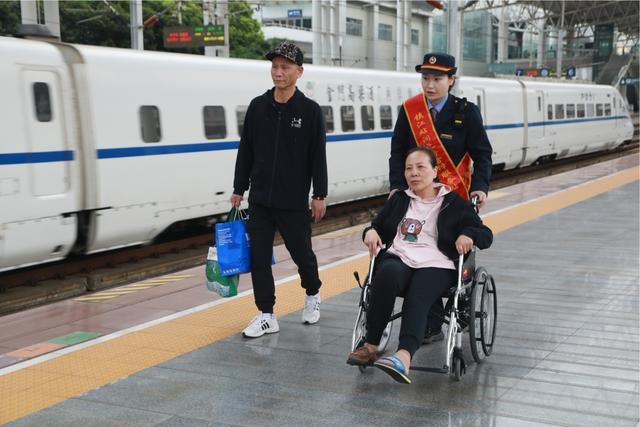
[1,155,638,426]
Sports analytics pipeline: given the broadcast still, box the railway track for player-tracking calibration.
[0,140,637,316]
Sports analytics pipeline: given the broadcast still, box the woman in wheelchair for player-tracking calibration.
[347,147,493,384]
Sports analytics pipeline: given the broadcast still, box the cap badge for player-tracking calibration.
[428,56,437,64]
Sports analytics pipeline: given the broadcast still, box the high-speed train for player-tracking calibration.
[0,36,634,272]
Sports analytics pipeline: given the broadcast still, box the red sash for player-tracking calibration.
[403,94,471,200]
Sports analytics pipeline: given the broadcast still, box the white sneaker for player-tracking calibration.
[242,312,279,338]
[302,293,321,324]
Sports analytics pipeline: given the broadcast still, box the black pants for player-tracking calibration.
[247,203,322,313]
[365,254,454,358]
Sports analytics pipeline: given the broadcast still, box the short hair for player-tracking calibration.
[406,146,437,168]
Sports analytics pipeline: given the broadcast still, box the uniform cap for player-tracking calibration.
[265,41,304,66]
[415,52,457,75]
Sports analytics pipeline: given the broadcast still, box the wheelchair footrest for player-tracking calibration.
[410,366,449,374]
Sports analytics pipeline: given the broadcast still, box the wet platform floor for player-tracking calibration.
[3,164,638,426]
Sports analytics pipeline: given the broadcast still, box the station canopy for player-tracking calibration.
[516,0,639,37]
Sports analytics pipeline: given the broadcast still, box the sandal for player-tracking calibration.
[374,355,411,384]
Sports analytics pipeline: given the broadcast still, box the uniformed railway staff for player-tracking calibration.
[388,52,493,342]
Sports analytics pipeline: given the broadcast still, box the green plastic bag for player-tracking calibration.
[205,247,238,297]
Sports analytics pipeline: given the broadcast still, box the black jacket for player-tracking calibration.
[233,88,328,210]
[389,94,493,194]
[363,190,493,262]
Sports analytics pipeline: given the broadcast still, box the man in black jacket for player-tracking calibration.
[231,41,328,338]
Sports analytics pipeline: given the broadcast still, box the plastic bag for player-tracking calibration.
[205,247,239,297]
[215,209,251,277]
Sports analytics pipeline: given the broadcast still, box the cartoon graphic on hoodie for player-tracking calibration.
[400,218,425,242]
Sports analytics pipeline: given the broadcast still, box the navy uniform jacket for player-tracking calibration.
[389,94,493,194]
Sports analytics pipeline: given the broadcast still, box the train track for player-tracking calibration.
[1,140,638,315]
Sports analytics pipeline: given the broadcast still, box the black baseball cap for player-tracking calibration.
[265,41,304,66]
[415,52,457,75]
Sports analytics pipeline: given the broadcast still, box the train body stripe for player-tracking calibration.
[0,150,74,165]
[0,115,629,164]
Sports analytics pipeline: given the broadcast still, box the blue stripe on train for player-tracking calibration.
[0,150,74,165]
[0,115,628,164]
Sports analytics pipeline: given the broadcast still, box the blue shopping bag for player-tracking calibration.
[215,209,251,277]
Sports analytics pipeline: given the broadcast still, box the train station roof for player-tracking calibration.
[516,0,639,37]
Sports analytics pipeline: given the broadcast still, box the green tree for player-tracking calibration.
[0,0,22,36]
[228,0,269,59]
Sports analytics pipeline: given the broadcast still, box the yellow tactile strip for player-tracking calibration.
[483,167,639,233]
[0,166,637,424]
[0,257,370,424]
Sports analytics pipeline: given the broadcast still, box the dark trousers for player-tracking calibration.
[365,254,453,358]
[247,203,322,313]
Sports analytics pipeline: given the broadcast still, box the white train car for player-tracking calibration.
[0,36,634,272]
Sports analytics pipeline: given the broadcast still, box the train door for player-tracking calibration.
[21,70,70,195]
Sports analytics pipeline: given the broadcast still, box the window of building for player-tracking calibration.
[411,29,419,45]
[378,23,392,41]
[346,17,362,36]
[341,106,355,132]
[596,103,603,116]
[547,104,553,120]
[587,103,594,117]
[604,103,611,116]
[380,105,393,129]
[139,106,161,142]
[566,104,575,119]
[303,18,311,29]
[33,82,52,122]
[203,106,226,139]
[555,104,565,120]
[577,104,585,118]
[236,106,248,137]
[361,105,374,130]
[321,106,334,133]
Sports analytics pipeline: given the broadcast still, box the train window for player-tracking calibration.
[33,82,52,122]
[321,106,334,133]
[398,105,402,116]
[555,104,565,120]
[566,104,575,119]
[341,106,355,132]
[380,105,393,129]
[587,103,594,117]
[577,104,585,118]
[139,106,161,143]
[537,97,542,112]
[596,103,603,116]
[203,106,226,139]
[604,103,611,116]
[547,104,553,120]
[361,105,374,131]
[236,106,248,137]
[476,96,482,116]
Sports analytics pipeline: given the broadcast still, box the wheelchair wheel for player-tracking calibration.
[481,274,497,356]
[469,268,497,362]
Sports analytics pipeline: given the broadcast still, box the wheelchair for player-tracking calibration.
[351,244,497,381]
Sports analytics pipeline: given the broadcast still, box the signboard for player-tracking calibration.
[566,66,576,79]
[288,9,303,17]
[163,25,225,48]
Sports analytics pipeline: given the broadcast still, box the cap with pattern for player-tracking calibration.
[415,52,457,75]
[265,41,304,66]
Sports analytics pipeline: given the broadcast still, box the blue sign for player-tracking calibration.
[566,66,576,79]
[540,68,549,77]
[288,9,302,17]
[515,68,524,76]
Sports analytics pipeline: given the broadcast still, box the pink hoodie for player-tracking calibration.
[387,184,455,270]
